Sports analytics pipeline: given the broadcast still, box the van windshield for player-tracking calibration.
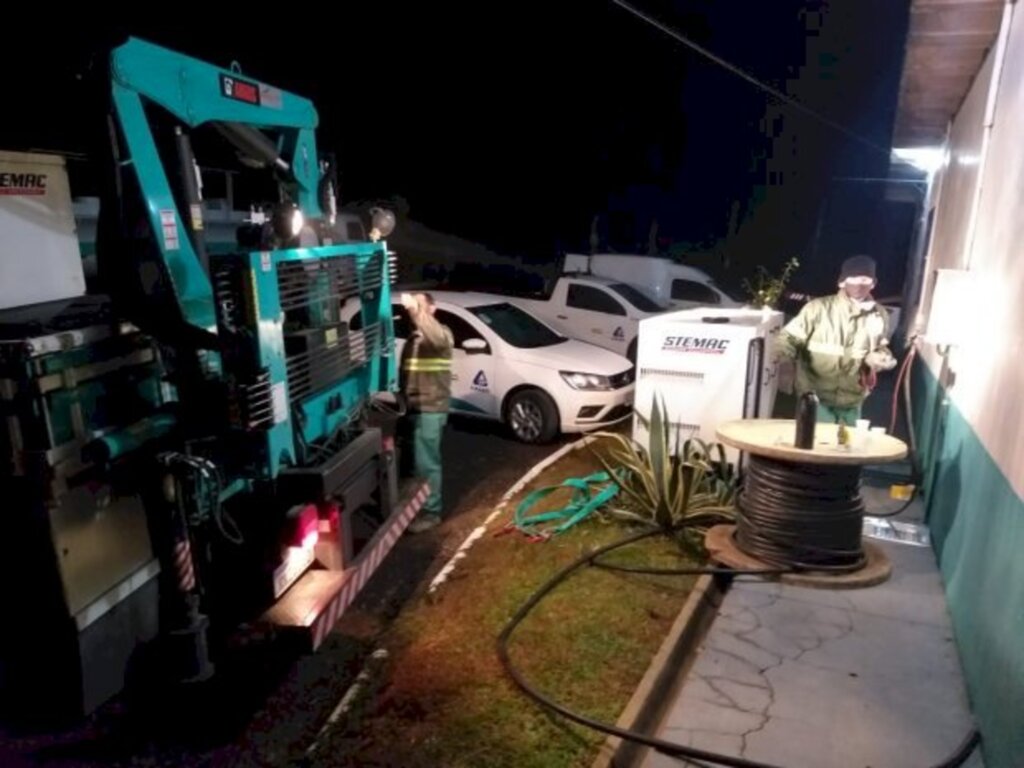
[608,283,666,313]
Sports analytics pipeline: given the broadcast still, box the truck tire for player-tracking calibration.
[505,389,559,444]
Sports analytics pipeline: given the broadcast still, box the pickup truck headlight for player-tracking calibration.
[560,371,613,391]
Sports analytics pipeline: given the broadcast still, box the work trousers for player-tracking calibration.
[413,412,448,515]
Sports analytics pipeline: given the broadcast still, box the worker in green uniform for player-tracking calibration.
[778,255,896,425]
[399,292,453,533]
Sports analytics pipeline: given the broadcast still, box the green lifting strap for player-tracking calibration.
[510,470,622,540]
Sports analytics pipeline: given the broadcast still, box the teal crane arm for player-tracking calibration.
[108,37,323,334]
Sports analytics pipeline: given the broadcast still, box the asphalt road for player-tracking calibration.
[2,416,572,768]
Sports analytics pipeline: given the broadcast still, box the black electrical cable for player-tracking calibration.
[497,526,790,768]
[497,524,982,768]
[864,488,917,519]
[902,345,921,473]
[593,562,782,577]
[369,391,407,418]
[931,729,982,768]
[736,455,867,571]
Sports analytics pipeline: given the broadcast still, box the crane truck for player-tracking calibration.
[0,38,424,717]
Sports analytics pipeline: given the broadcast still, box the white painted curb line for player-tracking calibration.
[304,648,389,758]
[427,435,598,595]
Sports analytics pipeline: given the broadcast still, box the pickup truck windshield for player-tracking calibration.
[469,303,566,348]
[608,283,666,313]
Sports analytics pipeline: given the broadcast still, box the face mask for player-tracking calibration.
[841,279,874,303]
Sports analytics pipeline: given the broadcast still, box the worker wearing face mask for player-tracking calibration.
[777,255,896,425]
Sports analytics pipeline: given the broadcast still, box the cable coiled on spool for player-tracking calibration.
[736,454,866,571]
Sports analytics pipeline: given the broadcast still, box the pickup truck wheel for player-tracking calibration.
[506,389,559,444]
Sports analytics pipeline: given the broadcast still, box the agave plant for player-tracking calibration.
[592,395,737,531]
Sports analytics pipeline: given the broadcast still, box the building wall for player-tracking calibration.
[916,52,991,322]
[909,4,1024,764]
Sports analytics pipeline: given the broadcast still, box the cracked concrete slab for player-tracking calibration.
[712,606,760,635]
[706,626,783,671]
[732,542,952,628]
[704,677,772,714]
[663,697,766,735]
[692,645,771,689]
[641,537,980,768]
[644,729,745,768]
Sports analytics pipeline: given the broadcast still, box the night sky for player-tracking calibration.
[3,2,912,294]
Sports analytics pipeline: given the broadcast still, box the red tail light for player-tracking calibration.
[286,504,319,549]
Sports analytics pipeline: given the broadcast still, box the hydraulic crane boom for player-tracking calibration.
[107,37,324,335]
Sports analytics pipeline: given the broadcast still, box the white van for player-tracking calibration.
[563,253,742,311]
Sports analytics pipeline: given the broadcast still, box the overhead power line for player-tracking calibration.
[609,0,892,158]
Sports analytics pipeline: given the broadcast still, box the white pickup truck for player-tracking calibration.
[508,274,666,362]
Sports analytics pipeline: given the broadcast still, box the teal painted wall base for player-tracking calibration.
[912,360,1024,768]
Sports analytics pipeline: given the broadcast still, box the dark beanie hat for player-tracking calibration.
[839,255,877,282]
